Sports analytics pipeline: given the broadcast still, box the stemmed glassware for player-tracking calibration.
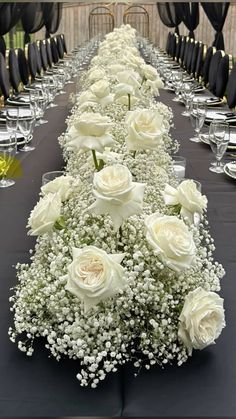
[0,134,17,188]
[18,110,35,152]
[181,83,195,117]
[37,89,48,125]
[172,71,183,102]
[209,120,230,173]
[6,109,19,152]
[189,101,206,142]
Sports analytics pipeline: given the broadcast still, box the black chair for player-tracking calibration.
[226,62,236,109]
[195,43,206,80]
[8,48,21,93]
[186,41,195,74]
[61,34,67,54]
[17,48,30,86]
[25,43,37,80]
[169,34,177,59]
[46,39,53,69]
[183,38,193,70]
[0,36,6,58]
[56,35,64,60]
[166,32,172,55]
[215,54,231,99]
[179,36,187,66]
[208,50,224,94]
[0,52,10,99]
[39,40,48,72]
[33,42,43,76]
[202,46,216,86]
[175,35,182,63]
[50,37,60,64]
[190,42,200,76]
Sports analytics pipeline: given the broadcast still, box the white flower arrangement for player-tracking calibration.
[9,25,226,388]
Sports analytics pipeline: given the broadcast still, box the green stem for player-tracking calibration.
[92,149,99,171]
[128,93,131,111]
[117,226,123,251]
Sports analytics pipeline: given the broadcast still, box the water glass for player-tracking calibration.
[181,83,194,117]
[189,101,206,142]
[172,71,183,102]
[209,120,230,173]
[42,170,64,186]
[6,109,19,134]
[18,110,35,152]
[172,156,186,179]
[0,134,17,187]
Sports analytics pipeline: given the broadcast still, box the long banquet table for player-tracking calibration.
[0,81,236,417]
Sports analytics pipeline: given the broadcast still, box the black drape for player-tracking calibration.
[21,3,46,44]
[43,3,63,38]
[201,2,230,50]
[157,3,182,35]
[0,3,24,35]
[179,2,199,39]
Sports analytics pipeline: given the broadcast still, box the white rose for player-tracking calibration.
[162,180,208,224]
[90,164,146,231]
[77,91,97,107]
[114,84,139,106]
[141,64,158,81]
[27,193,62,236]
[116,70,141,89]
[87,68,106,83]
[41,175,81,202]
[65,246,125,312]
[106,64,126,75]
[66,112,115,153]
[146,78,164,96]
[145,213,196,272]
[125,109,166,151]
[90,80,114,108]
[90,80,110,98]
[178,287,225,354]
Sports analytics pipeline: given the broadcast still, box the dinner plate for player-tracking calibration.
[200,130,236,150]
[0,108,33,118]
[204,109,236,126]
[224,162,236,179]
[7,96,30,106]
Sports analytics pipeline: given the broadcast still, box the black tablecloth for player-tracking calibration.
[0,84,235,417]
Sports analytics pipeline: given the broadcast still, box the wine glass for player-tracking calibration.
[0,134,17,188]
[18,110,35,152]
[172,71,183,102]
[37,89,48,125]
[181,83,194,117]
[6,109,19,133]
[45,77,58,108]
[209,120,230,173]
[189,101,206,142]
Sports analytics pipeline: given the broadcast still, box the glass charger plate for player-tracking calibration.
[224,162,236,179]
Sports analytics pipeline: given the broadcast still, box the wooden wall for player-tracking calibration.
[37,2,236,57]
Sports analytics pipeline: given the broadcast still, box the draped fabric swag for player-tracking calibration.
[201,2,230,50]
[157,3,182,35]
[180,2,199,39]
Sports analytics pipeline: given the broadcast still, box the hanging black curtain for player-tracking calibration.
[157,3,182,35]
[43,3,63,38]
[21,3,46,44]
[0,3,24,56]
[201,2,230,50]
[179,3,199,39]
[0,3,24,35]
